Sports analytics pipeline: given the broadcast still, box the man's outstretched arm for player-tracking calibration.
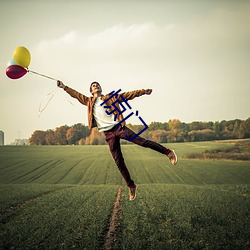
[57,80,89,106]
[119,89,153,101]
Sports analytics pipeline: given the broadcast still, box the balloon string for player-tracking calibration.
[67,100,75,106]
[38,88,58,118]
[28,69,58,81]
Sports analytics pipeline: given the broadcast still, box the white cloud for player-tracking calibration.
[32,23,158,62]
[30,23,163,83]
[86,23,153,50]
[59,31,78,44]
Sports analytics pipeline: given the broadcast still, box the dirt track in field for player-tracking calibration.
[103,186,123,250]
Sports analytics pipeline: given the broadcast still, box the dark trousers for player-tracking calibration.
[104,125,171,187]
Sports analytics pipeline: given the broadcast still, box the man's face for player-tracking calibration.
[91,82,102,95]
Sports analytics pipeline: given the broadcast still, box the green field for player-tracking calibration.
[0,141,249,249]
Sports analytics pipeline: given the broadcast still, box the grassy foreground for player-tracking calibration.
[0,141,249,249]
[121,184,249,249]
[0,184,118,249]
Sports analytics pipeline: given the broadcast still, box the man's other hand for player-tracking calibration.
[145,89,152,95]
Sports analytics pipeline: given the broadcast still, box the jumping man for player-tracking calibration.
[57,81,177,201]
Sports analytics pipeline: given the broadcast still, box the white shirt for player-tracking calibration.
[93,97,118,132]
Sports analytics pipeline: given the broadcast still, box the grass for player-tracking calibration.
[120,184,250,250]
[0,145,121,185]
[0,184,119,249]
[0,141,250,249]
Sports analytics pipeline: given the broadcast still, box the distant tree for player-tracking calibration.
[66,123,90,145]
[45,129,57,145]
[66,127,75,145]
[66,124,88,145]
[29,118,250,145]
[167,119,184,142]
[126,123,150,141]
[189,121,204,131]
[55,125,69,145]
[73,123,90,143]
[181,122,189,142]
[206,121,214,130]
[239,118,250,138]
[233,119,243,138]
[29,130,46,145]
[188,129,216,141]
[168,119,182,131]
[87,128,106,145]
[148,122,168,131]
[218,120,241,140]
[213,122,221,139]
[149,130,168,143]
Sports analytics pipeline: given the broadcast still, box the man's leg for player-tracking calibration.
[119,126,177,165]
[104,130,135,187]
[120,126,170,154]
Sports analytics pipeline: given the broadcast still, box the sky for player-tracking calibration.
[0,0,249,144]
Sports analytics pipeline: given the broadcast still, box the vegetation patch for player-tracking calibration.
[186,140,250,160]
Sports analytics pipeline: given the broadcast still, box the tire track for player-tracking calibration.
[0,185,75,225]
[103,186,122,250]
[27,160,64,183]
[180,167,207,185]
[54,159,83,184]
[166,165,186,184]
[11,159,62,183]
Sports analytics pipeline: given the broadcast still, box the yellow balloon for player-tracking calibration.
[13,46,31,68]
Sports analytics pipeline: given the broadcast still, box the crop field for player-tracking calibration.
[0,141,249,249]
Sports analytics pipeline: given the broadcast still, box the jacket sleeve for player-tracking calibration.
[64,86,89,106]
[119,89,146,101]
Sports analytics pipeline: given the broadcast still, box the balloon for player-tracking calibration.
[6,65,27,79]
[7,58,17,67]
[13,46,31,68]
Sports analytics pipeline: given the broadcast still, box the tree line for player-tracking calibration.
[29,118,250,145]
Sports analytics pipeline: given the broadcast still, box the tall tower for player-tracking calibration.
[0,131,4,146]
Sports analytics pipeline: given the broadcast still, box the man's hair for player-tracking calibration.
[90,81,101,93]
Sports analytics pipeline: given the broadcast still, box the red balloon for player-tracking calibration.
[6,65,27,79]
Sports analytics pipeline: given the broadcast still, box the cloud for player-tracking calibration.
[31,23,163,79]
[31,11,250,84]
[35,31,79,50]
[33,23,153,51]
[32,23,160,62]
[59,31,78,44]
[86,23,153,50]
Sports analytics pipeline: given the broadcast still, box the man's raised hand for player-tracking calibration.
[57,80,65,89]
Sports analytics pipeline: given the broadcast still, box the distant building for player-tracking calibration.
[0,131,4,145]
